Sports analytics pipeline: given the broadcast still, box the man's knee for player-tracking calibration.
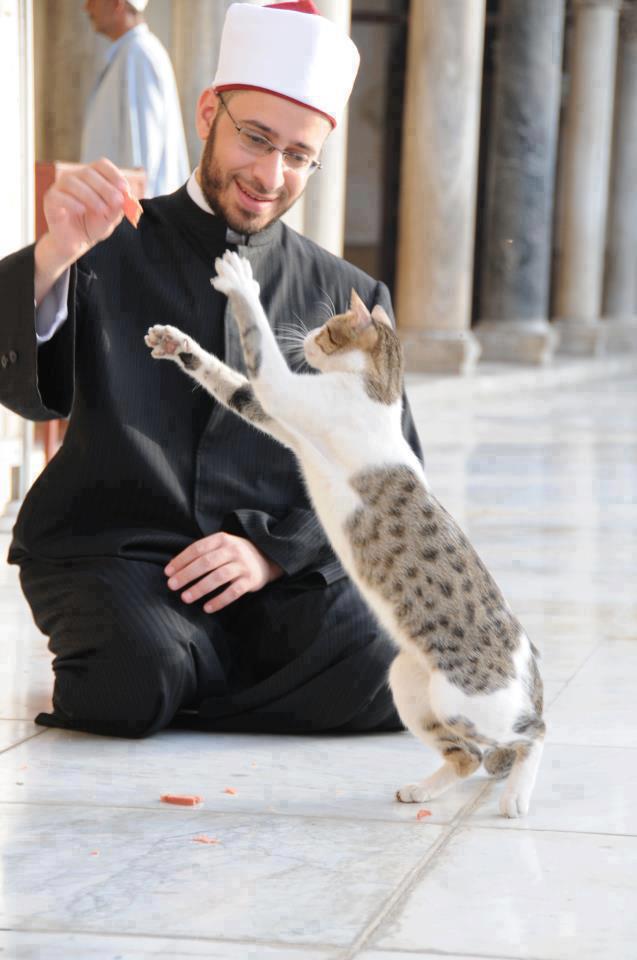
[44,646,196,738]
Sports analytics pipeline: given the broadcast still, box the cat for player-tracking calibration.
[145,250,545,818]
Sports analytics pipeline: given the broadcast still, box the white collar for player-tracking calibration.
[186,169,215,215]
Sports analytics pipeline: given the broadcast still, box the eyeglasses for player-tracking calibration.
[218,93,322,175]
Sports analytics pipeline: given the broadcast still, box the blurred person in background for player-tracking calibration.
[81,0,189,196]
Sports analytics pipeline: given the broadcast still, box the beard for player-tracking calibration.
[199,118,297,235]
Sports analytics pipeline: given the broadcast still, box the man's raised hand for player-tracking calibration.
[42,158,130,260]
[34,159,131,304]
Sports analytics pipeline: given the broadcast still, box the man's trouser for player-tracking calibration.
[19,556,402,738]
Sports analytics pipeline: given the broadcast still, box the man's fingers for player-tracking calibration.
[179,563,241,604]
[54,178,113,218]
[50,163,128,227]
[166,549,232,589]
[47,194,87,221]
[92,156,129,192]
[82,165,128,210]
[203,579,248,614]
[165,533,230,577]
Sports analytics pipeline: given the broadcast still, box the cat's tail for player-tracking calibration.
[483,747,516,779]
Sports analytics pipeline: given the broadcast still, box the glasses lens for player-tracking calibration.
[283,153,309,171]
[237,127,313,172]
[239,129,273,155]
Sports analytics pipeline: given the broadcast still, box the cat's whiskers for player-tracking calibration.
[288,313,313,337]
[316,286,336,318]
[313,302,334,324]
[276,335,311,371]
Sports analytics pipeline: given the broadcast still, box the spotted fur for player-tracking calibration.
[347,465,520,696]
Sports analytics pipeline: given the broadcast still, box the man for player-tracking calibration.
[81,0,189,196]
[0,1,422,738]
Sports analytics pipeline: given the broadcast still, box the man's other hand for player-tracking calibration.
[164,532,283,613]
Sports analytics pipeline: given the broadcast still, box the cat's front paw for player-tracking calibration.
[395,782,434,803]
[145,324,190,360]
[211,250,260,300]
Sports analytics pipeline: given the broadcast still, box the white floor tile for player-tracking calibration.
[1,802,443,946]
[374,827,637,959]
[547,642,637,748]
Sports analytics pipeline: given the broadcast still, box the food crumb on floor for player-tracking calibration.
[160,794,203,806]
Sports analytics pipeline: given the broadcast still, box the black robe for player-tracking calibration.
[0,185,423,736]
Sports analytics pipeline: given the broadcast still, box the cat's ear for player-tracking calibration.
[349,289,373,334]
[371,304,393,328]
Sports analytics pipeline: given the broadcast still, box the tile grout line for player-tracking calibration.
[2,796,634,841]
[0,795,480,827]
[354,946,561,960]
[0,727,51,755]
[1,797,635,841]
[543,639,606,710]
[336,781,494,960]
[0,926,339,951]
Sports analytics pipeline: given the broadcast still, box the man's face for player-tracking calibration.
[198,90,331,235]
[84,0,117,37]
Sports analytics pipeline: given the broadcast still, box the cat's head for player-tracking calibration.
[304,290,404,404]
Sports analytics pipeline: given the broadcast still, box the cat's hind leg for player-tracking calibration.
[483,746,516,779]
[389,651,482,803]
[499,736,544,818]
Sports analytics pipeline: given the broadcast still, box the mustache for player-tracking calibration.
[235,178,286,202]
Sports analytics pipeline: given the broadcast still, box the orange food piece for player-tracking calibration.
[123,191,143,228]
[223,787,237,795]
[416,809,432,820]
[192,834,221,845]
[160,793,203,806]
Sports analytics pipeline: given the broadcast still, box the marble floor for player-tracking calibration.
[1,369,636,960]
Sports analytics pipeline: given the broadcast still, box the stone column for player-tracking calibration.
[603,0,637,351]
[553,0,621,355]
[302,0,352,255]
[395,0,484,375]
[475,0,564,365]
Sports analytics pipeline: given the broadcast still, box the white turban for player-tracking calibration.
[213,1,360,127]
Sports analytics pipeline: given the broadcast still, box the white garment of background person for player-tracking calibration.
[81,23,189,197]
